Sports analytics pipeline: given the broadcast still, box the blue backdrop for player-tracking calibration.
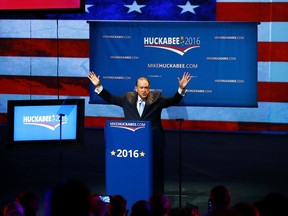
[89,21,257,107]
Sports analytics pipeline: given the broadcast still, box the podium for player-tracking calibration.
[105,120,153,210]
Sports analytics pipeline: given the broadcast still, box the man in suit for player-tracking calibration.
[88,71,192,194]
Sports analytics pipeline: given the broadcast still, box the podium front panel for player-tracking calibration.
[105,120,152,209]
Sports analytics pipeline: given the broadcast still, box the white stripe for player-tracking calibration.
[1,20,287,52]
[163,102,288,124]
[0,20,89,39]
[1,57,287,83]
[1,94,288,124]
[0,20,31,38]
[258,22,288,42]
[217,0,288,2]
[57,20,89,39]
[0,94,124,118]
[258,62,288,82]
[0,95,84,112]
[0,57,89,77]
[1,20,288,43]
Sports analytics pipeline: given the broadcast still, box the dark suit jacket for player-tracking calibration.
[99,88,184,193]
[98,88,184,131]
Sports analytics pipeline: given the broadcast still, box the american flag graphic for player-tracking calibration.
[0,0,288,132]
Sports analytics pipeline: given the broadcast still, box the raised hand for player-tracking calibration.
[178,71,192,89]
[88,71,101,87]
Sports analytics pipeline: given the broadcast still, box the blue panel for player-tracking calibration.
[89,21,258,107]
[105,120,152,210]
[14,105,77,141]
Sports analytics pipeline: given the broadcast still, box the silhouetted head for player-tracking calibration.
[90,195,107,216]
[233,202,259,216]
[45,178,92,216]
[149,194,171,216]
[108,195,127,216]
[3,201,25,216]
[131,200,152,216]
[254,192,288,216]
[16,191,39,216]
[209,185,231,209]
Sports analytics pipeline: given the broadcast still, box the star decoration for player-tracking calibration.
[124,1,146,14]
[140,151,145,157]
[85,4,93,13]
[177,1,199,14]
[111,150,116,156]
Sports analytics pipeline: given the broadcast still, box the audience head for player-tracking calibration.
[90,195,108,216]
[15,191,39,216]
[232,202,259,216]
[209,185,231,210]
[130,200,152,216]
[254,192,288,216]
[210,208,239,216]
[148,194,171,216]
[107,195,127,216]
[45,178,92,216]
[176,204,200,216]
[3,201,25,216]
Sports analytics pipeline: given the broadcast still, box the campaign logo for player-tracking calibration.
[144,36,200,56]
[23,114,68,131]
[110,121,146,132]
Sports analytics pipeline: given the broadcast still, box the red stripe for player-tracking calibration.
[162,119,288,133]
[1,75,288,102]
[1,38,288,62]
[0,75,90,96]
[217,2,288,22]
[0,38,89,58]
[258,82,288,102]
[258,42,288,62]
[0,113,287,132]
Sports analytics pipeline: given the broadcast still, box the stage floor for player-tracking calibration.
[1,127,288,215]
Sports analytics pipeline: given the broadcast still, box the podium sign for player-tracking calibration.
[105,120,152,209]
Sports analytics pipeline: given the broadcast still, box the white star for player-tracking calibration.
[124,1,146,14]
[177,1,199,14]
[85,4,93,13]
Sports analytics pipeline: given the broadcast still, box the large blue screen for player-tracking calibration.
[89,21,258,107]
[14,104,77,141]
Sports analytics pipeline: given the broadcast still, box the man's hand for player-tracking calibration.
[178,71,192,90]
[88,71,101,87]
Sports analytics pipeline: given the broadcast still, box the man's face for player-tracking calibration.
[135,79,150,99]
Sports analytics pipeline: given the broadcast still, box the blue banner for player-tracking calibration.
[105,120,152,210]
[89,21,258,107]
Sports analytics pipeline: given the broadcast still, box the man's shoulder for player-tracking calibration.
[125,91,161,97]
[150,91,162,96]
[126,92,137,97]
[126,92,137,103]
[146,91,162,104]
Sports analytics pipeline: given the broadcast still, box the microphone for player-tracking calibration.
[59,113,65,120]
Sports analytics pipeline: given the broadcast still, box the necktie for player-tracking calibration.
[138,99,144,116]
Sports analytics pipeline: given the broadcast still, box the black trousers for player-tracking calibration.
[152,129,165,194]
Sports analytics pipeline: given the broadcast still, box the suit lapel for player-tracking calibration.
[146,92,155,105]
[126,92,139,116]
[141,92,155,117]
